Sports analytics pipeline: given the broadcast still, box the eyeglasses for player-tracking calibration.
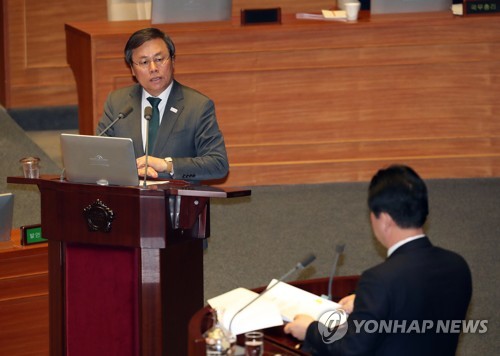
[132,56,170,69]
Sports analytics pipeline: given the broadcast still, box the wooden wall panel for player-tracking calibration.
[64,13,500,186]
[0,0,335,108]
[226,156,500,186]
[2,0,107,108]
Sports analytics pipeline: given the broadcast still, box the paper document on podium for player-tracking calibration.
[207,280,343,335]
[263,279,343,322]
[207,287,283,335]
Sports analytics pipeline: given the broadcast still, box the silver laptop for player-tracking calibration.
[151,0,232,24]
[0,193,14,242]
[371,0,452,14]
[61,134,139,186]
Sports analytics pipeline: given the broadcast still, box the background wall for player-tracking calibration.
[0,0,335,108]
[0,107,61,228]
[0,0,108,108]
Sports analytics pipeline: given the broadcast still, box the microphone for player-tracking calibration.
[144,106,152,121]
[142,106,153,188]
[59,167,66,182]
[325,243,345,301]
[278,253,316,282]
[98,105,133,136]
[228,253,316,332]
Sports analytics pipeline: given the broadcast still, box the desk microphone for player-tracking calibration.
[97,105,133,136]
[326,243,345,301]
[228,253,316,333]
[142,106,153,188]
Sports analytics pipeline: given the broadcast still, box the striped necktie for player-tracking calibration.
[146,97,161,154]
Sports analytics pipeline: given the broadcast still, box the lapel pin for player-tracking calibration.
[170,107,178,113]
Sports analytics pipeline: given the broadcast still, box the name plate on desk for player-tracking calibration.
[20,224,47,245]
[463,0,500,15]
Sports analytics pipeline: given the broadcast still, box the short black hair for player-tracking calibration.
[368,164,428,228]
[124,27,176,66]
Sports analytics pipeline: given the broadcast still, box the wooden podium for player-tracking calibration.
[7,176,250,356]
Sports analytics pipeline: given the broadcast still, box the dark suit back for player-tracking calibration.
[306,237,472,355]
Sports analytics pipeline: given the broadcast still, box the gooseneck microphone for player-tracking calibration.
[326,243,345,301]
[97,105,133,136]
[279,253,317,282]
[142,106,153,188]
[228,253,316,332]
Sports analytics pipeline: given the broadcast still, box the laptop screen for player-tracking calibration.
[61,134,140,186]
[151,0,232,24]
[0,193,14,242]
[371,0,452,14]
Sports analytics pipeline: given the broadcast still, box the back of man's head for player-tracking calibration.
[368,164,428,229]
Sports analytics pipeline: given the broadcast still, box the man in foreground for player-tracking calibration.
[285,164,472,355]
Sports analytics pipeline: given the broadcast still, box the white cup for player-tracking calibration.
[345,2,361,21]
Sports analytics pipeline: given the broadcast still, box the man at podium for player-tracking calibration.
[96,27,229,182]
[284,164,472,355]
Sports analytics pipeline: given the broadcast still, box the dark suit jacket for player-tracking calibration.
[96,81,229,181]
[305,237,472,355]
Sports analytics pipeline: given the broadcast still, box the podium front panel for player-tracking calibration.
[65,243,140,355]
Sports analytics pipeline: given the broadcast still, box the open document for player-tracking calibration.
[207,280,343,335]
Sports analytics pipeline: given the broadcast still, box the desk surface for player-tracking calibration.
[0,228,47,255]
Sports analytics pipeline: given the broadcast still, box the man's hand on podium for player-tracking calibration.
[137,156,170,178]
[283,314,315,341]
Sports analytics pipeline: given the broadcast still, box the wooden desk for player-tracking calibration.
[188,276,359,355]
[0,230,49,356]
[65,12,500,187]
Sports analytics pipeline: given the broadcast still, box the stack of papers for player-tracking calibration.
[451,4,463,16]
[207,280,342,335]
[296,10,347,22]
[321,10,347,20]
